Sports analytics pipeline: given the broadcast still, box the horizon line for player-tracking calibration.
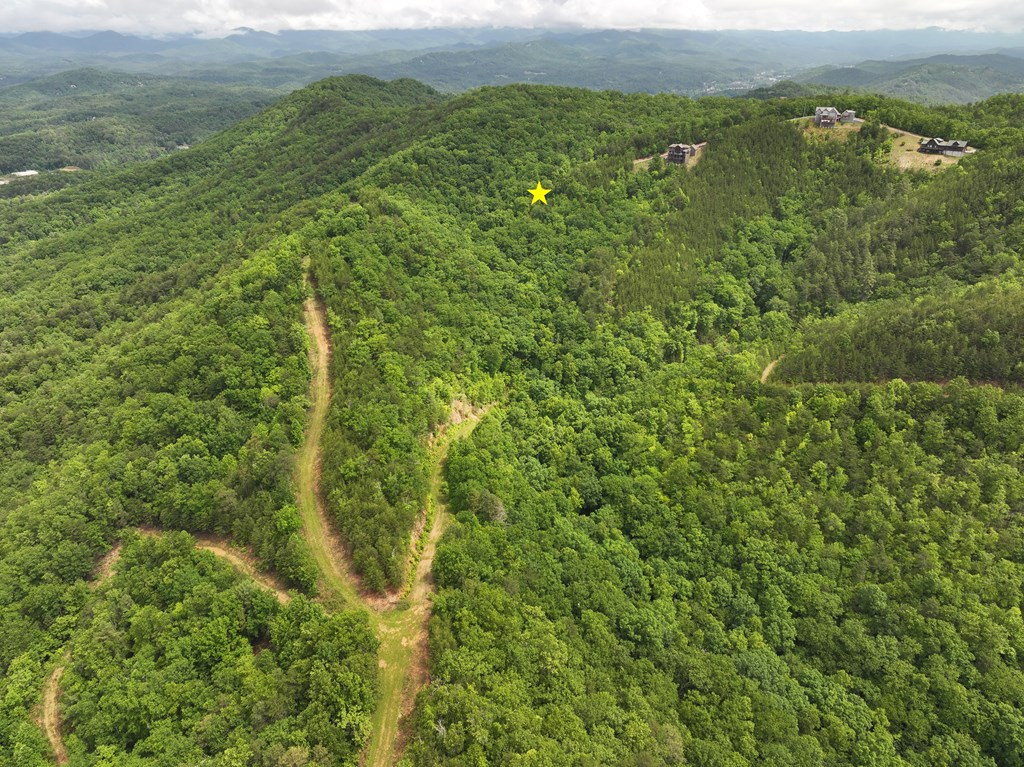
[2,24,1022,38]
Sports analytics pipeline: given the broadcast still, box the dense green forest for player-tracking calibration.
[0,68,279,172]
[776,277,1024,383]
[0,75,438,765]
[60,533,377,765]
[2,74,1024,766]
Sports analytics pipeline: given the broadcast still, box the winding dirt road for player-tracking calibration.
[42,542,125,762]
[41,268,484,766]
[41,661,68,765]
[41,533,290,763]
[761,355,784,383]
[294,283,367,611]
[363,414,482,767]
[296,266,485,765]
[194,538,291,604]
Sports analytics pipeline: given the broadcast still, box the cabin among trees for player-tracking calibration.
[665,141,708,164]
[919,137,969,156]
[667,143,697,163]
[814,107,857,127]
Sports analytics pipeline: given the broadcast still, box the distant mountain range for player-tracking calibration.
[0,67,276,172]
[797,52,1024,103]
[3,28,1024,101]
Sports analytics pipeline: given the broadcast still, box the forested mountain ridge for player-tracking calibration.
[0,75,441,766]
[797,52,1024,104]
[0,68,280,173]
[1,76,1024,766]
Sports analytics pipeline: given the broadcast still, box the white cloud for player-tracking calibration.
[0,0,1020,34]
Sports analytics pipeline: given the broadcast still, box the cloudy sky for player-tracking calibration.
[1,0,1021,35]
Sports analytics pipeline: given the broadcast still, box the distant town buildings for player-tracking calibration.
[918,137,969,156]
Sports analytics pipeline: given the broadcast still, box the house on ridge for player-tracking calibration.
[815,106,839,127]
[918,137,969,156]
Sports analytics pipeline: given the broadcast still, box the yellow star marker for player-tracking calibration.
[528,181,551,205]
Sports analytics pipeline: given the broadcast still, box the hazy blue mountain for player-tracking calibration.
[4,30,174,54]
[5,27,1024,100]
[797,52,1024,103]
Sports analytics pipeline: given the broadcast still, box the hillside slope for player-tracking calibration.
[0,75,439,766]
[775,276,1024,384]
[0,68,280,172]
[1,76,1024,767]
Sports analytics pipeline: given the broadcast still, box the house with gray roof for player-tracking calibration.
[918,138,969,156]
[815,106,839,127]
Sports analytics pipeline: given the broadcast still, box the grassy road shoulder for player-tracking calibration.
[364,414,484,767]
[298,264,487,764]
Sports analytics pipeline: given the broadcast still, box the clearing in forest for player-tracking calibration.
[793,116,973,172]
[632,142,707,171]
[794,116,863,142]
[884,126,974,171]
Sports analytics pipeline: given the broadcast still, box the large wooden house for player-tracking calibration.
[918,137,969,156]
[814,106,839,127]
[667,143,697,163]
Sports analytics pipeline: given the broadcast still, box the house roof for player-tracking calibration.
[924,137,968,148]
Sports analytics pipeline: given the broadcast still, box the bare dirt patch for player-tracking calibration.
[91,544,121,586]
[761,356,784,383]
[427,398,484,447]
[633,142,707,171]
[41,660,68,764]
[794,117,862,143]
[632,152,667,168]
[794,116,972,172]
[687,142,708,167]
